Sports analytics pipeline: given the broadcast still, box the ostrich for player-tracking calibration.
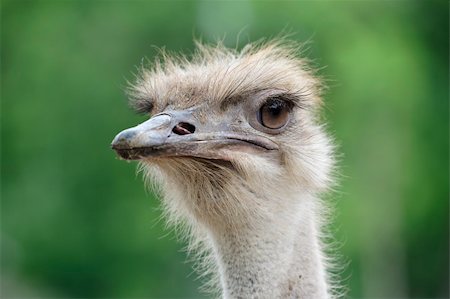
[111,40,338,299]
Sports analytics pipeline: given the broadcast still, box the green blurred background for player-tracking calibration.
[1,1,448,298]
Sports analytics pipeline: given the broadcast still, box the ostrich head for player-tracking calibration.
[112,40,336,298]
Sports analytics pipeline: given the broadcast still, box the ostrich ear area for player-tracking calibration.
[111,114,279,161]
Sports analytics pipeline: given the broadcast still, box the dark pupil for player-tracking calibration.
[258,98,290,130]
[266,100,284,117]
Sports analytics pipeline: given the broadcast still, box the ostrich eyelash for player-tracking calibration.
[283,90,315,110]
[130,96,154,115]
[260,92,307,111]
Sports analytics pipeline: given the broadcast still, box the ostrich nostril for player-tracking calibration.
[172,122,196,135]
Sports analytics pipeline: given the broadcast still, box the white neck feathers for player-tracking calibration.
[208,192,330,299]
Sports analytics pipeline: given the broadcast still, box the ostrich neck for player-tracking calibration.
[208,195,330,299]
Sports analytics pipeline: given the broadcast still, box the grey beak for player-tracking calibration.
[111,114,174,151]
[111,112,198,160]
[111,111,278,161]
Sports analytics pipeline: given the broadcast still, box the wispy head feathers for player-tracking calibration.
[128,39,324,116]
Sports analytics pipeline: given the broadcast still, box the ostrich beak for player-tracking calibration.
[111,111,278,161]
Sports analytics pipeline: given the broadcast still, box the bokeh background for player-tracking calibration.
[2,1,448,298]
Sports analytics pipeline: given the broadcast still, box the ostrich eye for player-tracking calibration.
[257,98,290,129]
